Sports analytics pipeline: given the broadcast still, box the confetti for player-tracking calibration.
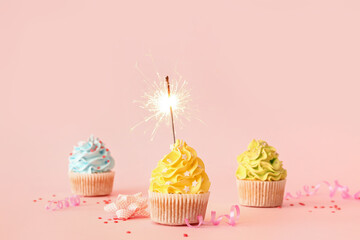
[299,202,305,206]
[184,234,189,237]
[290,204,294,206]
[46,195,80,211]
[185,205,240,228]
[104,221,108,224]
[126,231,131,234]
[98,217,102,219]
[285,180,360,200]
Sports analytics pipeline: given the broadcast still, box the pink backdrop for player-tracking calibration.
[1,0,360,239]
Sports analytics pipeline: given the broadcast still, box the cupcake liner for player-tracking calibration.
[148,191,210,226]
[236,179,286,207]
[69,171,115,196]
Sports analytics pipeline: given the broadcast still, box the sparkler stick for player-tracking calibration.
[166,76,176,144]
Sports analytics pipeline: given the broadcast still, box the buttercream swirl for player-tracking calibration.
[236,139,287,181]
[69,135,115,173]
[149,140,210,194]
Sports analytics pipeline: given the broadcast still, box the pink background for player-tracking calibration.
[1,0,360,239]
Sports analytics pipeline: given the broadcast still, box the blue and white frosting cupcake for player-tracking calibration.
[69,135,115,173]
[69,135,115,196]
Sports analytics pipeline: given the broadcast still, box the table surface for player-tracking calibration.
[4,182,360,240]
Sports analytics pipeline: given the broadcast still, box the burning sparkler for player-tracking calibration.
[132,70,192,141]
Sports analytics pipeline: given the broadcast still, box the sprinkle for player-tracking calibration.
[98,217,102,219]
[314,206,318,208]
[99,141,102,143]
[320,206,325,208]
[329,206,333,208]
[299,202,305,206]
[70,153,72,155]
[102,156,106,158]
[52,194,56,197]
[96,202,100,204]
[106,149,109,151]
[38,198,42,200]
[108,219,112,221]
[308,210,312,213]
[114,221,118,223]
[290,204,294,206]
[331,200,335,203]
[126,231,131,234]
[123,219,127,221]
[83,201,86,203]
[184,234,189,237]
[97,167,100,170]
[277,206,282,209]
[90,149,94,152]
[337,207,341,210]
[33,200,37,202]
[104,221,108,224]
[334,205,338,208]
[331,211,335,213]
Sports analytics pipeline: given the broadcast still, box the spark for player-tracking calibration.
[132,65,193,140]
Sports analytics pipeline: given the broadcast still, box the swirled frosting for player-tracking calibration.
[149,140,210,194]
[69,135,115,173]
[236,139,287,181]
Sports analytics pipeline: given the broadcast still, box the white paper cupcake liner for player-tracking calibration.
[236,179,286,207]
[69,171,115,196]
[148,191,210,225]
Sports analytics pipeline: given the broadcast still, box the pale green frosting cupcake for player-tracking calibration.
[236,139,287,181]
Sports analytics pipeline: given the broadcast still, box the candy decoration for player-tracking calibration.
[104,192,149,220]
[185,205,240,228]
[45,195,80,211]
[285,180,360,200]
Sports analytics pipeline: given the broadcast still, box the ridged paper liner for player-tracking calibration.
[148,191,210,226]
[236,179,286,207]
[69,171,115,196]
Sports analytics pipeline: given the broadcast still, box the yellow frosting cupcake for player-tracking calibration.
[148,140,210,225]
[150,140,210,194]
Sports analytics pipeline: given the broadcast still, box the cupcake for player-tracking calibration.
[68,135,115,196]
[149,140,211,225]
[236,139,287,207]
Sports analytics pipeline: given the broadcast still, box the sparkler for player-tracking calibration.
[166,76,176,144]
[132,70,192,141]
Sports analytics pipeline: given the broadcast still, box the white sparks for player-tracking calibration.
[183,186,190,193]
[131,65,194,141]
[162,168,168,173]
[184,171,190,177]
[192,180,198,187]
